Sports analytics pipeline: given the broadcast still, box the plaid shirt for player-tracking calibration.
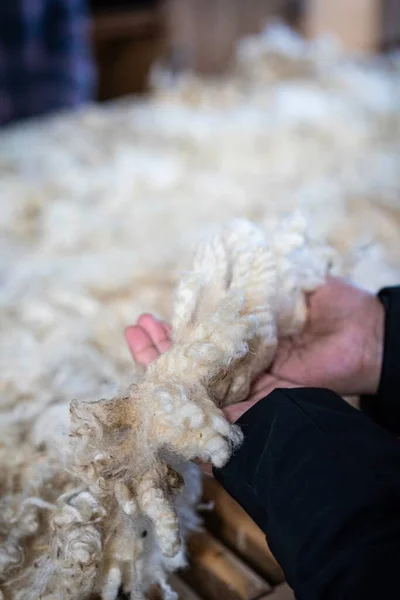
[0,0,95,126]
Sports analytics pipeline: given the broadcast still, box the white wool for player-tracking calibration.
[0,23,399,599]
[63,215,328,599]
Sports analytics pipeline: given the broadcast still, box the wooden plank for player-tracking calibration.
[170,575,204,599]
[382,0,400,49]
[164,0,291,74]
[165,0,240,74]
[183,531,271,600]
[202,477,285,585]
[92,6,164,100]
[91,5,165,99]
[148,574,204,600]
[92,9,162,43]
[237,0,295,37]
[163,0,197,72]
[304,0,382,53]
[257,583,295,599]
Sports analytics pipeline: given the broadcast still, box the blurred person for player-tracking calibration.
[126,278,400,599]
[0,0,95,125]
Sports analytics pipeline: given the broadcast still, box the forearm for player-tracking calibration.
[214,388,400,599]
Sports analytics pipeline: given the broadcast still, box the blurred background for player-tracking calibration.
[1,0,400,121]
[0,2,399,600]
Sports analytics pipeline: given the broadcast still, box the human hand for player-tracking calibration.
[125,277,383,414]
[125,315,296,478]
[125,314,172,367]
[125,315,295,426]
[268,277,384,397]
[124,277,383,480]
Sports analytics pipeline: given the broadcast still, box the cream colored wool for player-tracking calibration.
[1,213,328,600]
[0,21,400,600]
[0,446,199,600]
[64,214,329,599]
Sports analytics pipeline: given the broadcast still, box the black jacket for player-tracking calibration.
[214,286,400,599]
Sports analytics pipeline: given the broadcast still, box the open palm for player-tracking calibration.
[125,278,384,422]
[125,316,294,423]
[269,277,384,397]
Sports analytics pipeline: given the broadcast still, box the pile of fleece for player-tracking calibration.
[0,22,399,600]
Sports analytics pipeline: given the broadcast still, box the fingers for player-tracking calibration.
[125,314,172,367]
[125,325,160,366]
[137,314,172,354]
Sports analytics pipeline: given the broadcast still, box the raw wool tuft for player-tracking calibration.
[0,426,200,600]
[1,21,399,600]
[64,215,330,598]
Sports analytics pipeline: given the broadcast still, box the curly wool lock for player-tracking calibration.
[0,214,329,600]
[63,214,330,599]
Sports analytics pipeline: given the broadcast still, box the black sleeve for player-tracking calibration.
[361,286,400,436]
[214,388,400,600]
